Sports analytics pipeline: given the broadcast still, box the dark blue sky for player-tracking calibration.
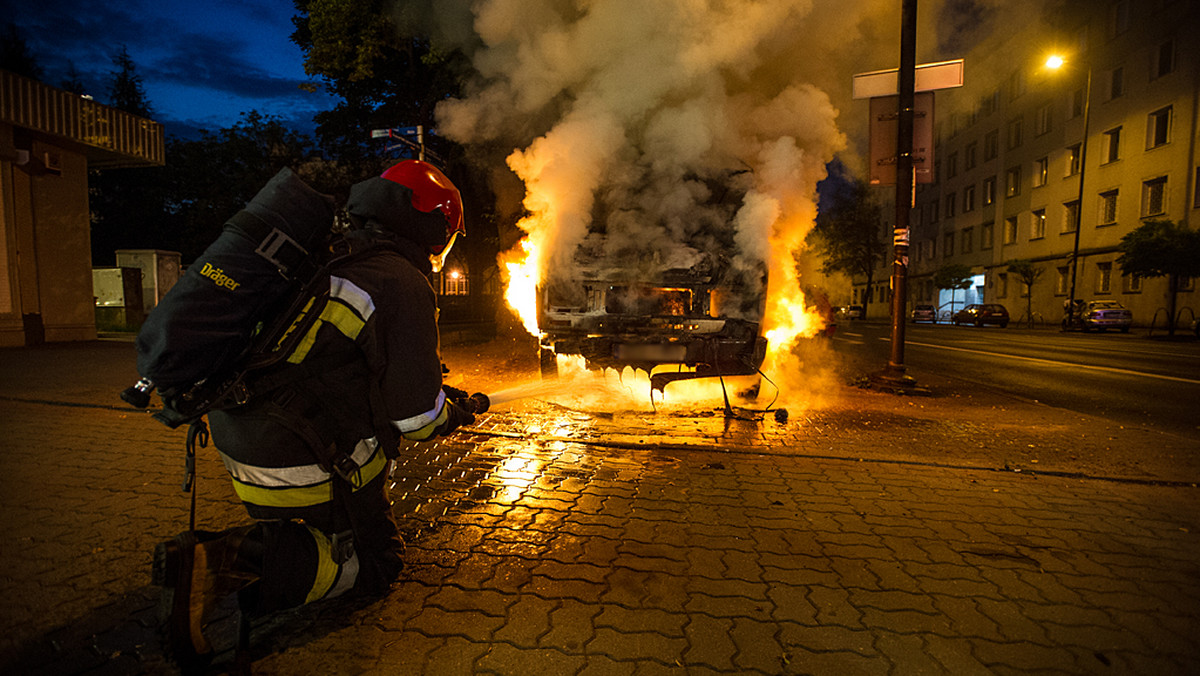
[3,0,338,138]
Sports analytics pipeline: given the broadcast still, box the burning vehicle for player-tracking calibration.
[533,177,770,394]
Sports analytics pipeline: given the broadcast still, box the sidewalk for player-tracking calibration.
[1,338,1198,674]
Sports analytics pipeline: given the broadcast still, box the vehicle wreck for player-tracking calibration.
[534,181,770,394]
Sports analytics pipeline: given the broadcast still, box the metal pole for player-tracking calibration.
[1066,67,1091,318]
[886,0,917,377]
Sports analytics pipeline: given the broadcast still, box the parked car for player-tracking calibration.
[911,304,937,323]
[951,303,1009,328]
[836,305,864,320]
[1062,299,1132,333]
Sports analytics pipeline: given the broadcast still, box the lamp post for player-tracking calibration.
[1047,55,1091,323]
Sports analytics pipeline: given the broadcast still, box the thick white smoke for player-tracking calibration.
[434,0,847,313]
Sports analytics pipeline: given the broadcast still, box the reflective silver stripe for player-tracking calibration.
[218,437,381,488]
[330,276,375,321]
[392,389,446,433]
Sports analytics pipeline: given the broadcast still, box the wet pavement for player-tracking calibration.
[1,336,1198,674]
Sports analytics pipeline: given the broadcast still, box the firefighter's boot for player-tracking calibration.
[151,527,261,667]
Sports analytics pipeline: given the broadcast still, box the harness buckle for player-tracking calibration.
[329,530,355,565]
[330,451,361,485]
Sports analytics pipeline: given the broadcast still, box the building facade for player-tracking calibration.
[0,70,164,346]
[891,0,1200,327]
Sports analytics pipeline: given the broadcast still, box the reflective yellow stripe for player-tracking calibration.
[228,444,389,508]
[305,527,338,604]
[287,300,368,364]
[401,403,448,441]
[231,477,333,508]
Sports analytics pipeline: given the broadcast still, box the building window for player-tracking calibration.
[1036,104,1052,136]
[947,152,958,178]
[1006,70,1025,101]
[1122,271,1142,294]
[944,232,954,257]
[1063,200,1080,233]
[925,239,936,260]
[963,185,976,212]
[1153,40,1175,79]
[1099,189,1119,225]
[1102,127,1121,163]
[1147,106,1172,149]
[930,200,940,222]
[440,269,470,295]
[1070,88,1085,119]
[965,142,977,169]
[1107,66,1124,100]
[984,130,999,160]
[997,272,1008,298]
[1096,262,1112,294]
[983,176,996,205]
[1004,217,1018,245]
[946,193,956,218]
[1067,144,1081,176]
[1031,209,1046,239]
[981,221,994,249]
[1033,157,1048,187]
[1056,266,1070,295]
[1108,1,1129,38]
[962,227,974,253]
[1142,177,1167,217]
[1007,117,1023,149]
[1005,166,1021,197]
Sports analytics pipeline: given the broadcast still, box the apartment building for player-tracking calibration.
[897,0,1199,327]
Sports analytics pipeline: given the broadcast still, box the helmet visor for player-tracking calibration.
[429,229,460,273]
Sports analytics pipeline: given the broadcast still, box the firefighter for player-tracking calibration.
[152,160,476,667]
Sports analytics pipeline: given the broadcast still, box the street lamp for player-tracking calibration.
[1046,54,1091,324]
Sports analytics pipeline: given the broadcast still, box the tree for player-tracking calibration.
[89,47,163,265]
[1116,219,1200,336]
[812,176,888,310]
[291,0,471,172]
[0,23,43,81]
[163,112,316,261]
[933,263,974,317]
[106,45,153,117]
[1006,259,1044,327]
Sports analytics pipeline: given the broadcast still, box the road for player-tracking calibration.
[831,320,1200,441]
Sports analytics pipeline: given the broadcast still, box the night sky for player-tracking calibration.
[2,0,336,138]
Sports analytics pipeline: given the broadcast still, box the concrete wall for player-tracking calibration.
[0,122,96,346]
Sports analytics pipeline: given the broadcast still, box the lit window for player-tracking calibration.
[1006,166,1021,197]
[983,177,996,205]
[1033,157,1048,187]
[1066,144,1081,176]
[1031,209,1046,239]
[441,269,469,296]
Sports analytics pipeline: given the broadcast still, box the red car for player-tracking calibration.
[952,303,1010,328]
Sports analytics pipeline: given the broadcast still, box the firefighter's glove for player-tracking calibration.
[436,400,476,437]
[442,384,469,401]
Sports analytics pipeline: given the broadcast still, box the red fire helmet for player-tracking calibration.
[380,160,465,269]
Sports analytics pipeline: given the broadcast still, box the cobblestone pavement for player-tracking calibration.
[1,339,1198,675]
